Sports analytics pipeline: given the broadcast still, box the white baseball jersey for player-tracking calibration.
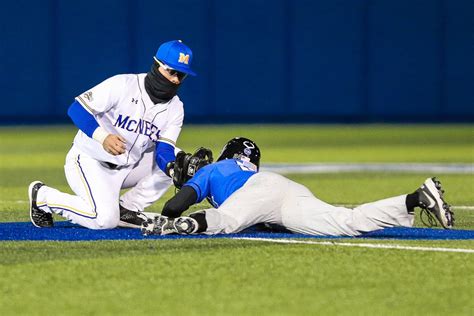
[35,73,184,229]
[74,73,184,167]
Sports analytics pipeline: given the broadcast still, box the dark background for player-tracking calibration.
[1,0,473,124]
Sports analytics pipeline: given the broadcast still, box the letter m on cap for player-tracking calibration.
[178,53,190,64]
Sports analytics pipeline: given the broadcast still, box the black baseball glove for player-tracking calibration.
[171,147,213,189]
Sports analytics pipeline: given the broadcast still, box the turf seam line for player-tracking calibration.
[233,237,474,254]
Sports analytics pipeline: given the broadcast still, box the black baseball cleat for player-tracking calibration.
[173,217,199,235]
[141,216,170,236]
[140,215,198,236]
[417,177,454,229]
[28,181,54,228]
[159,216,178,235]
[118,205,148,229]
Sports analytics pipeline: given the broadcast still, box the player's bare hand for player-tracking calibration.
[103,134,126,155]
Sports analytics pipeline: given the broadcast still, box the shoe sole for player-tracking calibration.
[423,178,451,228]
[118,220,143,229]
[141,219,157,236]
[28,181,44,228]
[118,212,156,229]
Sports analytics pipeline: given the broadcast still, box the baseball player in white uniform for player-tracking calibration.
[28,40,196,230]
[141,137,455,236]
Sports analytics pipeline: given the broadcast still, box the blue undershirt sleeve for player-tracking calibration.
[155,142,176,173]
[67,100,99,138]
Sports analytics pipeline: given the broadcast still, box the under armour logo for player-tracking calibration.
[131,98,138,104]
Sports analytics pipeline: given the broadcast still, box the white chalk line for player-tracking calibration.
[233,237,474,254]
[261,163,473,174]
[341,205,474,211]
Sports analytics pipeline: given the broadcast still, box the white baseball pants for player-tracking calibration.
[36,145,171,229]
[199,172,414,236]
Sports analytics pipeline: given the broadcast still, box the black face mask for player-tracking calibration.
[144,63,180,104]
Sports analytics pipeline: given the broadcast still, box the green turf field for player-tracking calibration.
[1,125,473,315]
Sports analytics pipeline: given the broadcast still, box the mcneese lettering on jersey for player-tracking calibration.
[114,114,158,137]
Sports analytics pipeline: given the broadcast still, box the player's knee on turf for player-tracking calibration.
[93,209,120,229]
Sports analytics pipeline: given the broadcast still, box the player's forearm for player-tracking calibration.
[67,100,100,138]
[155,141,176,174]
[161,186,198,218]
[68,101,126,154]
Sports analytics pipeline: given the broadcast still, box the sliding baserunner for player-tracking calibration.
[142,137,455,236]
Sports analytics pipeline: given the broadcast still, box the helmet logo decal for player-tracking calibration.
[243,141,255,149]
[178,53,190,64]
[243,140,255,156]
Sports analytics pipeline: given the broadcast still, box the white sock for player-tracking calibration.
[36,186,52,213]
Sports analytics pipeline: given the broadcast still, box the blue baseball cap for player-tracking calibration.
[154,40,196,76]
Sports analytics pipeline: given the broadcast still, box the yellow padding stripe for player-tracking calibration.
[69,155,97,217]
[77,96,94,113]
[48,203,97,217]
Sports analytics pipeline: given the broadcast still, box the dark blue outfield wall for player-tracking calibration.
[1,0,473,124]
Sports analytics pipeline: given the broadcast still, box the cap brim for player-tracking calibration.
[171,65,197,76]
